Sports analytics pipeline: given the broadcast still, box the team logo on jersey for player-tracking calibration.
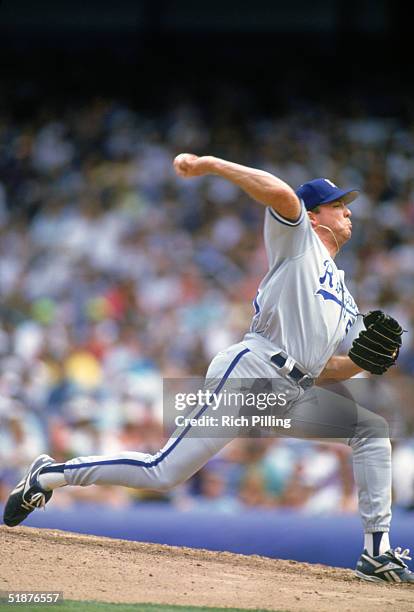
[316,260,358,333]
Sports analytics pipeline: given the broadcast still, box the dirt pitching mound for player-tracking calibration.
[1,526,414,612]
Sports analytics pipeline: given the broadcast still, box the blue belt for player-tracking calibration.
[271,353,315,389]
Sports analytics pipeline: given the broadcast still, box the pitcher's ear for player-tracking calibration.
[308,210,318,228]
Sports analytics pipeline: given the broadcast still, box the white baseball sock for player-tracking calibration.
[364,532,390,556]
[38,471,67,491]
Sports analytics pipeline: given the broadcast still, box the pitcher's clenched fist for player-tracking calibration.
[173,153,214,178]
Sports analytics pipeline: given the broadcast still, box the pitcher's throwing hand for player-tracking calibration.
[173,153,212,178]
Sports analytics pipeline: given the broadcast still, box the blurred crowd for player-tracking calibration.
[1,95,414,514]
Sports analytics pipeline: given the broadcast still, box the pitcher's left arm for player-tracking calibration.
[317,356,364,384]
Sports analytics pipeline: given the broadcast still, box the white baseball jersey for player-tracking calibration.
[244,202,359,377]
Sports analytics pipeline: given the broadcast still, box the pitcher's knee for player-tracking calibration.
[350,426,391,455]
[351,413,390,445]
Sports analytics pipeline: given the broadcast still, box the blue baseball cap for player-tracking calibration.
[296,178,359,211]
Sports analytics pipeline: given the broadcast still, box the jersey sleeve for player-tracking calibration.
[263,199,315,268]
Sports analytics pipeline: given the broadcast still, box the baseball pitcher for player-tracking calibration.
[3,154,411,583]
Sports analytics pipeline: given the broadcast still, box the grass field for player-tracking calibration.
[0,602,279,612]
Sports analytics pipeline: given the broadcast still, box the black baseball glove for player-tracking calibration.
[348,310,404,375]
